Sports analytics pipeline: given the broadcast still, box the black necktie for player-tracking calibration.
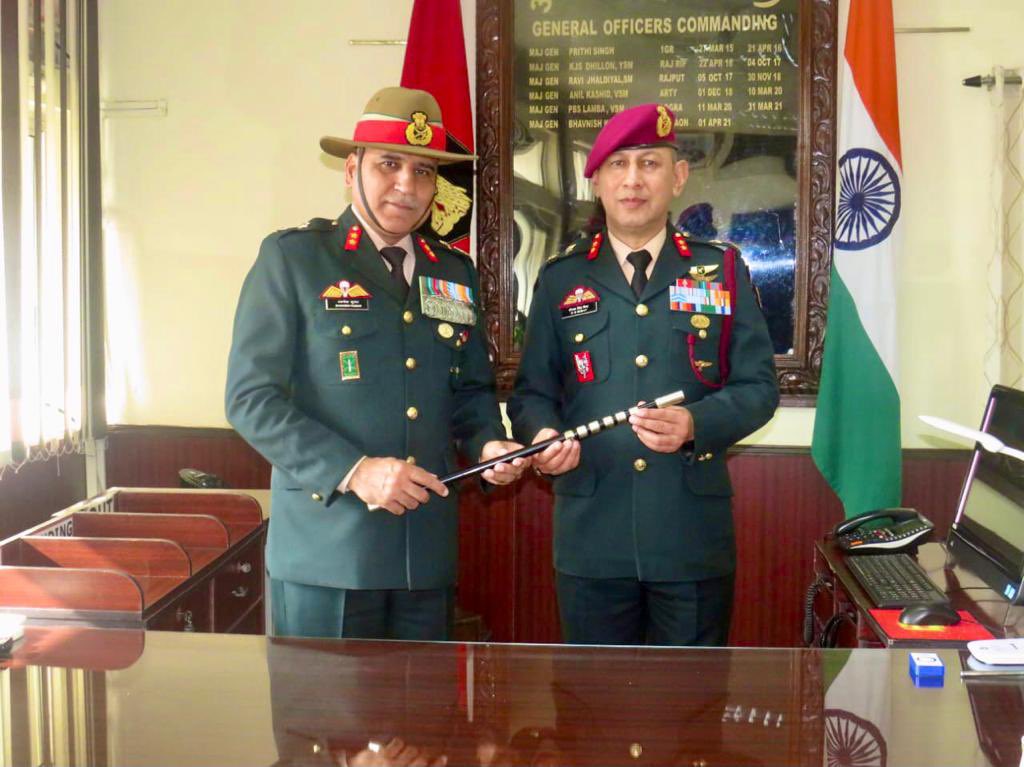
[379,246,409,298]
[626,250,652,298]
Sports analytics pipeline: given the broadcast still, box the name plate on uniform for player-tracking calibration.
[419,277,477,326]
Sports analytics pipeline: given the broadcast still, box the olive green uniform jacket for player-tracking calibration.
[226,206,504,590]
[508,225,779,581]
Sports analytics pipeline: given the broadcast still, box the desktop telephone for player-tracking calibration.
[833,508,935,553]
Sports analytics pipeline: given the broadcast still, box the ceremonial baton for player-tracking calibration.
[439,390,686,485]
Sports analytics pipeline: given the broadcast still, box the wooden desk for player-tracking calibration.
[2,626,1021,767]
[0,488,267,632]
[813,540,1024,648]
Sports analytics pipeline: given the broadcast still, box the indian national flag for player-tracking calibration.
[812,0,903,517]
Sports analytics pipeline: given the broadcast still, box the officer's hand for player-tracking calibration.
[531,428,580,476]
[349,737,447,767]
[349,457,448,515]
[629,404,694,453]
[479,440,529,485]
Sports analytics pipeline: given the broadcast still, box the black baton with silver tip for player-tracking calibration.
[439,390,686,485]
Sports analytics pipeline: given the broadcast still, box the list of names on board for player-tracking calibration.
[517,1,798,136]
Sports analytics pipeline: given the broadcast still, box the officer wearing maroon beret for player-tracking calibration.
[509,103,779,646]
[226,87,527,641]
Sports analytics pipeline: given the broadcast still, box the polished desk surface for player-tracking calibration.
[2,626,1022,767]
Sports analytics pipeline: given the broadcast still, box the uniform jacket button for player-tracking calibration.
[406,456,416,465]
[633,458,647,472]
[406,406,419,420]
[405,357,417,370]
[635,354,649,368]
[635,303,649,317]
[341,325,352,336]
[311,492,323,502]
[403,310,414,324]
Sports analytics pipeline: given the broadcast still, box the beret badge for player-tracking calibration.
[656,105,672,138]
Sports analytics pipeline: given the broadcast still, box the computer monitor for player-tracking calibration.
[947,385,1024,604]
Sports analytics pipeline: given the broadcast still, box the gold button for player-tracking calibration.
[405,357,416,370]
[635,354,649,368]
[311,492,323,502]
[403,310,414,324]
[455,340,463,348]
[635,303,649,317]
[573,332,585,343]
[406,456,416,465]
[699,329,708,339]
[634,458,647,472]
[438,322,454,339]
[406,406,419,420]
[341,325,352,336]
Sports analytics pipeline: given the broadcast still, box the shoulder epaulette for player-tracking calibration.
[304,217,338,231]
[545,232,594,265]
[278,217,338,237]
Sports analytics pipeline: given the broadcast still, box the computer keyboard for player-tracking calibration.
[845,553,950,608]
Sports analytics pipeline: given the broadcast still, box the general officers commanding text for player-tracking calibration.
[531,13,780,39]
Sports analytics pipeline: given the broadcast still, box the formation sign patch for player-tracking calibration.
[573,351,594,383]
[321,280,372,310]
[560,285,600,319]
[339,351,361,381]
[669,279,731,315]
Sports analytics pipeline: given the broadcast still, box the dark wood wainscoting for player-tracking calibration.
[105,426,969,646]
[0,453,88,541]
[105,426,271,490]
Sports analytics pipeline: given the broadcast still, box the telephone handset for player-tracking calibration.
[833,507,935,553]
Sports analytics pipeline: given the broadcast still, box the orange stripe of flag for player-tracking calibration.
[844,0,902,168]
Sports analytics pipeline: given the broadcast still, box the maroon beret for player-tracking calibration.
[583,103,678,178]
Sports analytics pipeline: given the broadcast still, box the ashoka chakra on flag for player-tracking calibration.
[835,147,901,251]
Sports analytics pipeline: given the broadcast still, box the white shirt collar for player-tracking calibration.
[351,205,416,260]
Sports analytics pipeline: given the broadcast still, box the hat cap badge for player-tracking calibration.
[656,105,672,138]
[405,111,433,147]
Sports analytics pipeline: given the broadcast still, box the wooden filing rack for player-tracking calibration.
[0,488,267,633]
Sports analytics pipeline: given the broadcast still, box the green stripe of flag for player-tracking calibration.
[812,268,901,517]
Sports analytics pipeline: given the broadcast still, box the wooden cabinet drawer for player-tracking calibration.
[212,537,262,632]
[147,583,212,632]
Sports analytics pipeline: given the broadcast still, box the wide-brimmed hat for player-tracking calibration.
[320,86,474,164]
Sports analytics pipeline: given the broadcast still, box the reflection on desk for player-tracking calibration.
[1,626,1022,766]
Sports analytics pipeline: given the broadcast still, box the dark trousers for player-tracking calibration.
[270,578,454,641]
[556,572,734,646]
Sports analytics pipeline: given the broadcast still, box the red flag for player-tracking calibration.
[401,0,474,254]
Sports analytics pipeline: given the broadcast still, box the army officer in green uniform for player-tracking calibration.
[509,103,779,646]
[226,87,526,641]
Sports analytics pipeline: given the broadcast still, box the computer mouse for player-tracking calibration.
[898,602,961,627]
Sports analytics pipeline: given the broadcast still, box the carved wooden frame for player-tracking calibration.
[475,0,837,403]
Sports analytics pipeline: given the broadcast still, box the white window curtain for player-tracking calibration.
[1,0,85,474]
[984,66,1024,388]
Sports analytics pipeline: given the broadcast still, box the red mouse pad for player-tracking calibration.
[869,609,995,641]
